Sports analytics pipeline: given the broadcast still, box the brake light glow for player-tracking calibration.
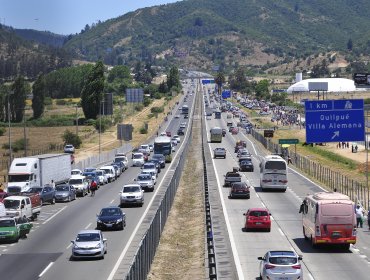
[292,264,301,269]
[279,180,288,183]
[262,179,272,183]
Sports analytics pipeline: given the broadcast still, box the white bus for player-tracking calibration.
[153,136,172,162]
[259,155,288,191]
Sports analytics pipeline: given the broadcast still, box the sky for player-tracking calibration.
[1,0,181,35]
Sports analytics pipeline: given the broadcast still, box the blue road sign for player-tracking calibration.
[222,90,231,99]
[305,99,365,143]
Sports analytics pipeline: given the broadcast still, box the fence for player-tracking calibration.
[251,129,370,210]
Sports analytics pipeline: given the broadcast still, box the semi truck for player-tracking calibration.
[6,153,72,192]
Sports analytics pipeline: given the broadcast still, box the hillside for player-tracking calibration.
[62,0,370,74]
[0,25,73,80]
[14,29,67,48]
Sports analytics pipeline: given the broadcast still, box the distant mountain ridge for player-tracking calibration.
[61,0,370,73]
[14,29,67,47]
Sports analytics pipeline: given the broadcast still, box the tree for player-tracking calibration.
[62,130,82,148]
[255,79,270,100]
[214,71,225,96]
[32,74,46,119]
[11,76,28,122]
[167,66,180,89]
[80,61,105,120]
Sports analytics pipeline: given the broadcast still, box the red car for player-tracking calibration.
[166,131,172,137]
[243,208,271,232]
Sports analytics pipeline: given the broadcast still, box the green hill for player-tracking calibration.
[62,0,370,73]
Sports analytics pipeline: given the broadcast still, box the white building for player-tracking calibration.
[287,78,356,93]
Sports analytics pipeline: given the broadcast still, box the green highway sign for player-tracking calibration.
[279,139,299,144]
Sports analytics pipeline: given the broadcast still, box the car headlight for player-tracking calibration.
[94,243,101,249]
[97,219,102,223]
[116,218,123,223]
[135,195,142,199]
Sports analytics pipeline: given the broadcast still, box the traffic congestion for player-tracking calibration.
[202,80,370,280]
[0,81,196,280]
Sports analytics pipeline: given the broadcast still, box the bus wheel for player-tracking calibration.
[303,227,308,240]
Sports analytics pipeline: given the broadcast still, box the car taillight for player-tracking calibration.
[265,264,275,270]
[279,180,288,183]
[262,179,272,183]
[292,264,301,269]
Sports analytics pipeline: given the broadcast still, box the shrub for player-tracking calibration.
[0,127,5,136]
[140,127,148,134]
[151,106,164,114]
[62,130,82,148]
[135,104,144,111]
[93,117,111,133]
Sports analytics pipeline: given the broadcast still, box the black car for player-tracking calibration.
[177,128,185,136]
[96,206,126,231]
[151,154,166,168]
[239,159,254,172]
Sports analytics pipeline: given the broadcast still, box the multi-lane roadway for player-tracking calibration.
[0,81,197,280]
[202,83,370,280]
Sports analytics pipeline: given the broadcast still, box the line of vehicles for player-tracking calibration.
[207,92,358,279]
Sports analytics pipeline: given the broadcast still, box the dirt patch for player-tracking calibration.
[148,96,205,280]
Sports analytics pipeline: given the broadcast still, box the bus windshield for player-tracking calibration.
[265,161,286,170]
[154,142,172,155]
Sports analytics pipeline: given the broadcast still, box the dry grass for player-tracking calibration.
[148,98,205,280]
[0,95,181,180]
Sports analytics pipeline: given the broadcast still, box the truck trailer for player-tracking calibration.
[7,153,72,192]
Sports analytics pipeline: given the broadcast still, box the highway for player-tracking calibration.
[202,83,370,280]
[0,81,197,280]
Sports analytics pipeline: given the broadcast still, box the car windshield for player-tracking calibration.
[95,171,104,176]
[69,179,83,184]
[0,220,15,227]
[3,200,20,209]
[123,186,140,193]
[71,170,81,175]
[100,208,121,216]
[56,186,69,191]
[269,257,297,265]
[152,155,164,160]
[143,164,155,169]
[133,154,143,159]
[76,233,101,242]
[138,175,151,181]
[25,187,42,193]
[249,211,268,217]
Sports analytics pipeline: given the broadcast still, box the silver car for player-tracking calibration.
[258,250,303,280]
[135,173,154,192]
[71,230,107,260]
[119,184,144,207]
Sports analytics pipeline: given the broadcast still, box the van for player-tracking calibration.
[99,166,116,183]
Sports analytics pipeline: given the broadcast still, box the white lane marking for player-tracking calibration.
[0,245,6,248]
[206,124,245,280]
[85,223,92,229]
[278,228,284,236]
[260,202,266,208]
[9,244,15,247]
[42,206,67,225]
[66,243,72,250]
[255,193,259,198]
[107,91,196,280]
[308,273,315,280]
[32,222,40,225]
[270,216,274,221]
[110,199,115,204]
[2,249,7,252]
[38,262,54,278]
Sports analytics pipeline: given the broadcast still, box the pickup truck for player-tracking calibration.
[214,148,227,159]
[3,194,41,221]
[0,216,32,242]
[223,168,242,187]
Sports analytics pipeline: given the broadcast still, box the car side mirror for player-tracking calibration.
[243,213,246,216]
[133,178,137,181]
[298,256,303,260]
[257,257,263,260]
[71,240,75,244]
[21,205,25,209]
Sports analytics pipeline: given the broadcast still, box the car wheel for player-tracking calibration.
[51,197,56,204]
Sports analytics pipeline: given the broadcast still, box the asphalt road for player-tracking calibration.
[0,81,197,280]
[203,85,370,280]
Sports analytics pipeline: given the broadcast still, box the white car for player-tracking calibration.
[175,115,180,118]
[172,135,180,143]
[71,169,83,176]
[132,153,145,167]
[95,170,108,185]
[141,170,157,185]
[119,184,144,207]
[99,166,116,183]
[140,144,151,154]
[142,163,158,178]
[71,230,107,260]
[68,175,89,197]
[64,144,75,154]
